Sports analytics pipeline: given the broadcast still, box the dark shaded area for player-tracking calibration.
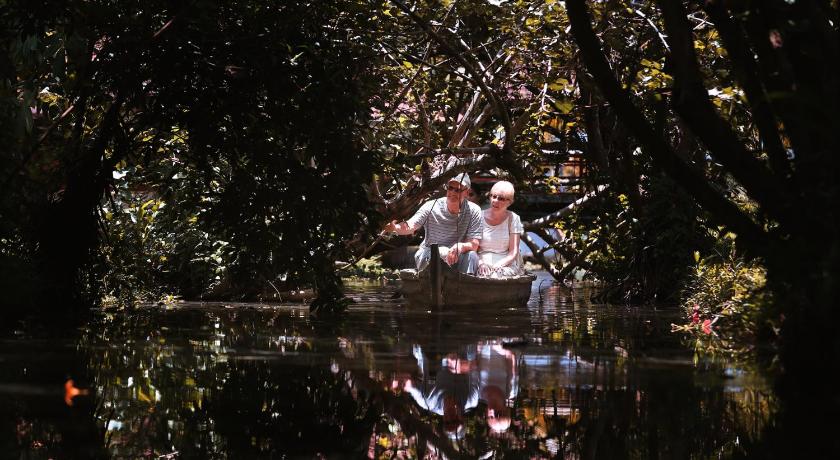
[0,279,776,457]
[0,0,380,315]
[0,322,105,458]
[565,0,839,455]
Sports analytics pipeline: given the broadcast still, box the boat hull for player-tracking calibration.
[399,268,535,307]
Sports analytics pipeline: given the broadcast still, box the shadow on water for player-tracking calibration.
[0,272,775,458]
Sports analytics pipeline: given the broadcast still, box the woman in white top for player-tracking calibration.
[478,181,525,278]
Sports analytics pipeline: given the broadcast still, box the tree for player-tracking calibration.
[1,0,381,313]
[565,0,839,455]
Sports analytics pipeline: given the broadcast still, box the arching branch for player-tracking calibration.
[566,0,770,256]
[523,185,608,231]
[656,0,797,231]
[382,151,500,220]
[389,0,514,153]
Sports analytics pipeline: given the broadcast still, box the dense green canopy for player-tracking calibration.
[2,0,839,455]
[1,0,381,309]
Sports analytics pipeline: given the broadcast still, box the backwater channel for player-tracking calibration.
[1,272,774,458]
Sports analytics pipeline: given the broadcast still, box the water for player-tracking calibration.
[1,272,774,458]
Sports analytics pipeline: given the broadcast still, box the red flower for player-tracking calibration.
[702,319,713,335]
[691,304,701,324]
[64,379,89,406]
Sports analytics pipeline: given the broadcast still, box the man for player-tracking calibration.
[383,173,482,274]
[402,344,480,439]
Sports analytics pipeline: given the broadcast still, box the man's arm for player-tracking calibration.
[446,237,479,265]
[384,201,431,236]
[460,238,479,252]
[383,219,418,235]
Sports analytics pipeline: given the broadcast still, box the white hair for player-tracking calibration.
[490,181,515,201]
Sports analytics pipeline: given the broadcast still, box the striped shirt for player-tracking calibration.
[407,198,483,250]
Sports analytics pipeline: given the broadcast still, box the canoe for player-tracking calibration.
[398,244,536,307]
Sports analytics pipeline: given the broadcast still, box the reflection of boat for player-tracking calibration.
[399,245,535,307]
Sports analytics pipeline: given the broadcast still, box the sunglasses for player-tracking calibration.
[446,185,466,192]
[490,194,511,201]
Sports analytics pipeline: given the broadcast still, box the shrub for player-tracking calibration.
[673,239,773,359]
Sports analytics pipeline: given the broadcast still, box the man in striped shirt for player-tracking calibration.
[384,173,482,274]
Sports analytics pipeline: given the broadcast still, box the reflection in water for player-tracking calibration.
[0,274,775,458]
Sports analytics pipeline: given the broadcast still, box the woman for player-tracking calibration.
[478,181,524,278]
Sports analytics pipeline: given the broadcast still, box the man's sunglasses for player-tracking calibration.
[446,185,466,192]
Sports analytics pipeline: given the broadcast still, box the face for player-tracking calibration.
[489,187,513,210]
[446,182,469,203]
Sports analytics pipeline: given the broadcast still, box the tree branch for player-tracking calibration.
[656,0,797,231]
[700,0,792,181]
[382,152,498,219]
[523,185,608,231]
[565,0,769,255]
[521,232,562,279]
[555,237,600,280]
[389,0,513,152]
[447,89,484,148]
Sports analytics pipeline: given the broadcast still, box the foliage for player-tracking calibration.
[550,175,713,302]
[338,257,398,281]
[566,1,839,452]
[1,0,836,356]
[1,0,382,312]
[673,239,772,360]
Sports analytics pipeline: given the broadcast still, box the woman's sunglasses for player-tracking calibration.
[490,194,511,202]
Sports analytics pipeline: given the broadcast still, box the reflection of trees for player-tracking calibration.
[514,296,776,458]
[61,291,777,458]
[0,326,104,458]
[349,296,776,458]
[81,307,379,457]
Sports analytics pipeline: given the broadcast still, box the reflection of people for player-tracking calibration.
[477,342,519,433]
[383,173,482,274]
[478,181,525,278]
[403,345,479,437]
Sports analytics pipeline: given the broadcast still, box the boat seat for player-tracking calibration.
[399,269,419,280]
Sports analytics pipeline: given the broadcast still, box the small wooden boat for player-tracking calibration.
[399,245,536,307]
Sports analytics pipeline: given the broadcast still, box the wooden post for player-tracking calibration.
[429,244,442,307]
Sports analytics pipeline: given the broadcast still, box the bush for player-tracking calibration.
[673,239,774,358]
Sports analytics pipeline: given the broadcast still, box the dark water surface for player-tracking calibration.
[1,272,774,458]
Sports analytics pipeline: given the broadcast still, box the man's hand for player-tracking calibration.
[381,219,398,234]
[383,219,413,236]
[446,243,459,265]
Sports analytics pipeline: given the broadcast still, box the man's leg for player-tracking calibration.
[456,251,479,275]
[416,246,453,271]
[414,246,431,271]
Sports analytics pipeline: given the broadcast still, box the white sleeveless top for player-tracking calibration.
[479,210,523,254]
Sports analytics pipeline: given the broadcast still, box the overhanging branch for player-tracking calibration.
[389,0,514,152]
[523,185,608,231]
[656,0,797,231]
[565,0,770,256]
